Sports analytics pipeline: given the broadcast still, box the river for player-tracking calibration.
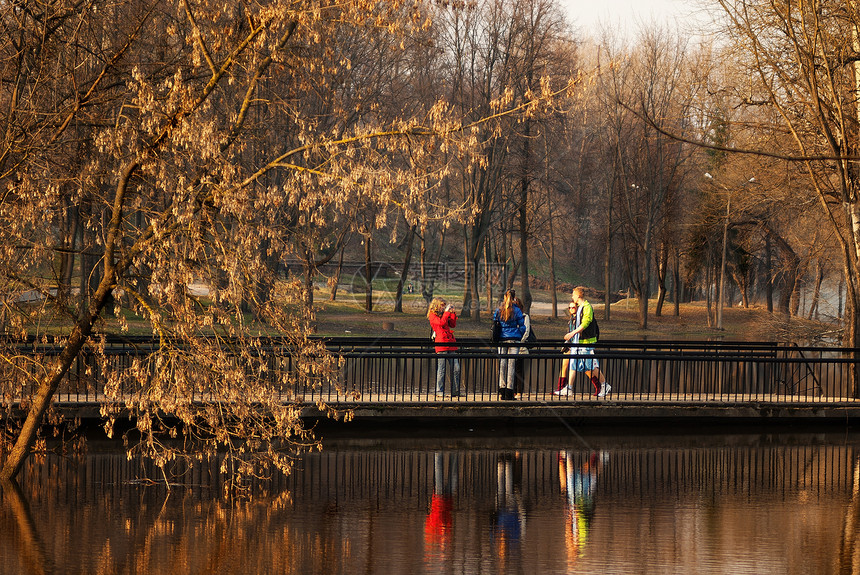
[1,424,858,574]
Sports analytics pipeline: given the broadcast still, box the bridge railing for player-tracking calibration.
[316,338,855,403]
[3,337,858,405]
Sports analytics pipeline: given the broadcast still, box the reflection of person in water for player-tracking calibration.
[425,452,458,553]
[492,452,526,565]
[558,450,607,562]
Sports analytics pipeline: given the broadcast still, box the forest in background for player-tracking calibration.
[294,0,851,339]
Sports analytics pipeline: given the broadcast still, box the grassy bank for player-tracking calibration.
[314,286,840,343]
[22,282,838,344]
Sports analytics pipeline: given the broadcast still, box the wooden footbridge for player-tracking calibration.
[10,336,860,424]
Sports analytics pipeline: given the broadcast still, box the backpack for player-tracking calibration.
[581,317,599,340]
[492,317,502,343]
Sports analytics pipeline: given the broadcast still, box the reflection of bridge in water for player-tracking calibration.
[13,435,859,503]
[13,337,860,421]
[8,435,860,574]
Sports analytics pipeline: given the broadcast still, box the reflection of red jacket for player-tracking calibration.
[429,311,457,352]
[424,493,454,545]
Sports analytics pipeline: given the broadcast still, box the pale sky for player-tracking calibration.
[561,0,709,37]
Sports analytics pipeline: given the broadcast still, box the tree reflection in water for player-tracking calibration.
[1,479,52,575]
[1,433,860,574]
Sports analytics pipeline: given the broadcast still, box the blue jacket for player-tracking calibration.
[493,307,526,340]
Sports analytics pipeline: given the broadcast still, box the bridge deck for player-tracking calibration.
[36,392,860,423]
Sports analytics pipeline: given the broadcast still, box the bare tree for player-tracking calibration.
[506,0,571,313]
[717,0,860,357]
[432,0,577,319]
[601,27,701,329]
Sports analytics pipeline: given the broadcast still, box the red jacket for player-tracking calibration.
[429,311,458,352]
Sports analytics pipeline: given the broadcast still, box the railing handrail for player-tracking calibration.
[4,335,858,354]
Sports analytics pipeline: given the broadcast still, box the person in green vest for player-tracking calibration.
[554,286,610,397]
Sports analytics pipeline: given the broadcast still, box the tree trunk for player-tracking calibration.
[466,215,493,321]
[740,273,750,309]
[782,258,800,316]
[845,283,860,397]
[364,234,373,312]
[637,234,652,330]
[778,271,793,315]
[519,206,530,313]
[469,251,481,321]
[303,250,315,309]
[254,246,277,321]
[485,241,494,314]
[0,262,118,482]
[58,201,79,301]
[672,245,681,317]
[420,228,447,306]
[519,121,532,313]
[604,185,613,321]
[807,260,824,320]
[765,230,799,316]
[637,283,649,330]
[0,158,134,482]
[507,258,520,292]
[548,196,559,319]
[655,242,668,317]
[706,251,714,328]
[789,271,802,317]
[394,224,416,313]
[462,228,473,319]
[765,236,774,313]
[79,205,104,316]
[420,239,431,306]
[839,278,845,319]
[329,244,345,302]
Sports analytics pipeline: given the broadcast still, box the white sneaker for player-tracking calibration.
[597,383,611,397]
[553,385,571,396]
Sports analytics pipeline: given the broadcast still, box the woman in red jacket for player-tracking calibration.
[428,297,461,397]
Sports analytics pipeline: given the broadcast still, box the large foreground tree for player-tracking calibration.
[0,0,569,487]
[0,0,399,486]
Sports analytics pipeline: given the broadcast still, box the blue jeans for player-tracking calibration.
[436,351,461,394]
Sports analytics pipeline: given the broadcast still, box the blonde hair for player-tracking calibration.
[499,290,516,322]
[427,297,446,319]
[572,286,586,300]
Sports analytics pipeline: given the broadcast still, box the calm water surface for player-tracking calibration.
[2,427,860,574]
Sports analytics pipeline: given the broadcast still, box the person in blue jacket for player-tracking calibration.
[493,289,526,400]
